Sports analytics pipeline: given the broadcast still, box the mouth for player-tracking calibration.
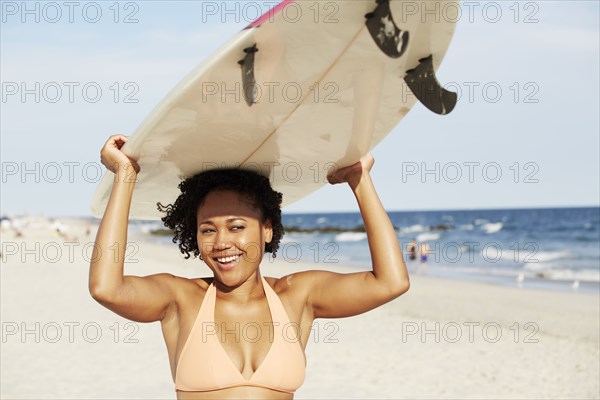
[212,254,242,271]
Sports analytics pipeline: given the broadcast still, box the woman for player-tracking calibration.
[89,135,410,399]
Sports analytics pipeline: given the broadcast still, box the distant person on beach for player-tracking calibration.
[407,239,418,273]
[51,219,77,241]
[407,239,417,261]
[89,135,410,399]
[9,218,24,238]
[420,241,430,273]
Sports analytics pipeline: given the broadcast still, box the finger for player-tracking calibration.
[113,135,127,144]
[104,135,128,148]
[110,134,128,141]
[326,171,338,184]
[327,174,343,185]
[327,165,344,183]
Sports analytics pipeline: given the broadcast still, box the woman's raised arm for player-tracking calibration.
[300,153,410,319]
[89,135,177,323]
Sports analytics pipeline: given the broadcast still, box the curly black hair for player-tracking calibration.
[157,169,284,260]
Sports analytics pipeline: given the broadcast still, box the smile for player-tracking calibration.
[215,255,240,263]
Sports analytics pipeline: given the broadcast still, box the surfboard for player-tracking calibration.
[91,0,459,220]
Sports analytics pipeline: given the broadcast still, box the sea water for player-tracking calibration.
[280,207,600,292]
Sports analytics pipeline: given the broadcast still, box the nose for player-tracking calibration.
[213,229,233,251]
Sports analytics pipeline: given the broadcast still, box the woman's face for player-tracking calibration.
[196,190,272,286]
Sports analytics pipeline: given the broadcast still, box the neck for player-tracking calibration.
[214,272,265,304]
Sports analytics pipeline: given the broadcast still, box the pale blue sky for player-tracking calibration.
[1,1,598,217]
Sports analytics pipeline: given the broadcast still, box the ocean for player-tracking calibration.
[144,207,600,292]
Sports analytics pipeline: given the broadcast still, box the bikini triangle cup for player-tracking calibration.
[175,276,306,393]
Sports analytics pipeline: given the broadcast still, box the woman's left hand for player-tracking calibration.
[327,153,374,189]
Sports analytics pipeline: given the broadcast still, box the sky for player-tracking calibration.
[1,0,599,217]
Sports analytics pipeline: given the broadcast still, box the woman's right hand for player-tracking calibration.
[100,134,140,174]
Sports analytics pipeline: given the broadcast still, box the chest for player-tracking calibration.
[213,300,275,376]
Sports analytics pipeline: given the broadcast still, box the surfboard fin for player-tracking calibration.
[365,0,409,59]
[404,55,457,115]
[238,44,259,106]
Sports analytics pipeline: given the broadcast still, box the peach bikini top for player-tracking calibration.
[175,276,306,393]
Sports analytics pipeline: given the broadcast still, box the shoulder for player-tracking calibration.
[263,271,348,320]
[264,270,333,298]
[147,273,213,300]
[153,274,214,322]
[144,272,208,287]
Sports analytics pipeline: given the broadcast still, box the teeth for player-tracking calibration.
[217,255,239,263]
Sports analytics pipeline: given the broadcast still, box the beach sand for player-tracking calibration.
[1,220,598,399]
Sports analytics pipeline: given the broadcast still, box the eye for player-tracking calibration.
[199,228,215,234]
[231,225,245,231]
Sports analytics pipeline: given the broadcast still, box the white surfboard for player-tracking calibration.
[91,0,459,220]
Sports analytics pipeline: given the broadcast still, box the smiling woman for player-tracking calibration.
[157,168,284,262]
[89,135,410,399]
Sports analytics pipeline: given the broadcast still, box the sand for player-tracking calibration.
[1,220,598,399]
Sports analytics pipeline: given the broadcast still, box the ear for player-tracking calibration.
[263,220,273,244]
